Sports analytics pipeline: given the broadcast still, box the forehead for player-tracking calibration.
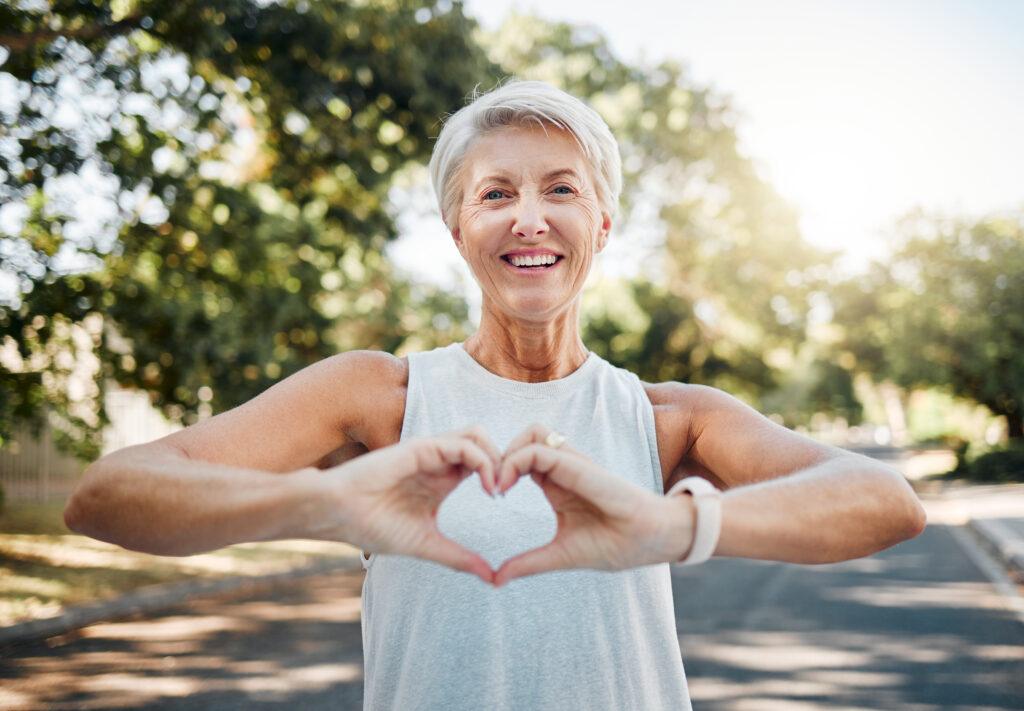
[461,123,590,187]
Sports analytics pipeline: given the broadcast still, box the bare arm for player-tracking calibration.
[63,351,405,556]
[648,382,928,565]
[64,445,347,555]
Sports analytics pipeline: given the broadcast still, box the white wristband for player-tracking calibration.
[666,476,722,565]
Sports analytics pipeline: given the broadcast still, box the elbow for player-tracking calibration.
[62,461,125,543]
[832,468,928,564]
[874,464,928,544]
[63,465,104,534]
[890,470,928,543]
[871,481,928,557]
[63,497,82,533]
[903,498,928,541]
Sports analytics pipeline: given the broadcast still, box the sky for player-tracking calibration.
[388,0,1024,288]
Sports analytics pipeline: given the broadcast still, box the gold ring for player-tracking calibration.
[544,431,566,449]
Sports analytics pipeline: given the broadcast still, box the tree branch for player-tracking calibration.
[0,14,145,53]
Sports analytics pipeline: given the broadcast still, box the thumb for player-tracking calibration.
[417,529,495,585]
[492,541,570,587]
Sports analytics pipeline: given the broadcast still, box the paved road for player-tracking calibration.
[2,522,1022,710]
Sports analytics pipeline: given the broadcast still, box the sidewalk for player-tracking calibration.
[0,557,364,651]
[0,553,363,648]
[863,445,1024,585]
[913,480,1024,584]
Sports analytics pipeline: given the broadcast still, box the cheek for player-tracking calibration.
[459,204,505,241]
[552,204,602,256]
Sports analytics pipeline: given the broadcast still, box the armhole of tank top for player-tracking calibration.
[361,349,423,572]
[632,371,665,495]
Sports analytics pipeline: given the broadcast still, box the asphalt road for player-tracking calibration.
[2,522,1022,710]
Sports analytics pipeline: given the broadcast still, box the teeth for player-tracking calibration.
[509,254,558,267]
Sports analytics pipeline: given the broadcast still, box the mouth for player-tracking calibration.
[500,255,564,271]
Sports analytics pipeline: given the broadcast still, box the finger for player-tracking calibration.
[499,424,588,493]
[499,423,562,493]
[500,444,636,516]
[456,425,502,495]
[420,437,494,488]
[418,530,495,585]
[503,422,551,458]
[492,541,571,587]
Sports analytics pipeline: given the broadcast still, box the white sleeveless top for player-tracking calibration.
[359,343,692,710]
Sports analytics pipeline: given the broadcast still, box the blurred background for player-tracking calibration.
[0,1,1022,707]
[3,0,1022,496]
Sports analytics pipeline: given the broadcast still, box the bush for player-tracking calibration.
[952,442,1024,483]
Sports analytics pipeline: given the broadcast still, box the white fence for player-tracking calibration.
[0,381,183,503]
[0,421,85,503]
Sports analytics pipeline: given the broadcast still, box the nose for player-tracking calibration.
[510,194,549,241]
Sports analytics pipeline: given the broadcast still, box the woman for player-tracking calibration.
[65,80,928,710]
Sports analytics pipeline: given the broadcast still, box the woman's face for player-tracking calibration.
[452,123,612,322]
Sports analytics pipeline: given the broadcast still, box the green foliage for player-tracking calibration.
[759,353,863,428]
[0,0,496,458]
[833,210,1024,439]
[1,3,857,465]
[942,441,1024,483]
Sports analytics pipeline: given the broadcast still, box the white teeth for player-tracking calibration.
[509,254,558,267]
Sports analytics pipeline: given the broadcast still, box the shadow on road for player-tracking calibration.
[2,523,1022,710]
[674,523,1024,710]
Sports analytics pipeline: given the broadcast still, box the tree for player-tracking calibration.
[0,0,496,459]
[832,209,1024,439]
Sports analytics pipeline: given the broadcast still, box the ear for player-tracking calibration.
[447,218,467,259]
[595,210,612,253]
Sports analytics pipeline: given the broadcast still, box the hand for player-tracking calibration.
[492,424,696,587]
[326,426,502,584]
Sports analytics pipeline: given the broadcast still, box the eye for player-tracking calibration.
[483,189,506,200]
[552,185,575,195]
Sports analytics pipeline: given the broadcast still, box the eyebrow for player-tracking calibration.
[472,168,582,191]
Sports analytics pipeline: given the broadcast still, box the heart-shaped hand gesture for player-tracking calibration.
[490,424,694,587]
[328,423,694,587]
[328,426,502,584]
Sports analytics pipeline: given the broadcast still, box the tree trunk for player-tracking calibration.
[1007,411,1023,440]
[878,381,908,447]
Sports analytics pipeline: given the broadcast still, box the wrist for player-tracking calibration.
[665,476,723,565]
[662,492,698,563]
[277,466,353,543]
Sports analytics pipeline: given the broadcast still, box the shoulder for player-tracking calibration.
[642,379,775,445]
[329,349,408,383]
[642,380,746,414]
[640,380,747,489]
[641,380,711,429]
[643,379,838,490]
[328,350,408,449]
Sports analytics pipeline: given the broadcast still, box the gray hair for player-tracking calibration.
[427,79,623,232]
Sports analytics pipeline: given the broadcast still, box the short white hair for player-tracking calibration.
[427,79,622,232]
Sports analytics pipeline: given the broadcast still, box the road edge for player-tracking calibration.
[966,518,1024,584]
[0,555,363,648]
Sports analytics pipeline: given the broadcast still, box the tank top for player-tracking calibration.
[359,342,692,710]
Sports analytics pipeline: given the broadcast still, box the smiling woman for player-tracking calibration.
[65,79,927,711]
[445,122,610,324]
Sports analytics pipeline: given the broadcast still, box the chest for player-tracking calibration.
[340,380,707,494]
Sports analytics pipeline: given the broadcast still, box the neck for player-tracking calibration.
[463,297,588,382]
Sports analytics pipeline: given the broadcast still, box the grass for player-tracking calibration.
[0,500,360,627]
